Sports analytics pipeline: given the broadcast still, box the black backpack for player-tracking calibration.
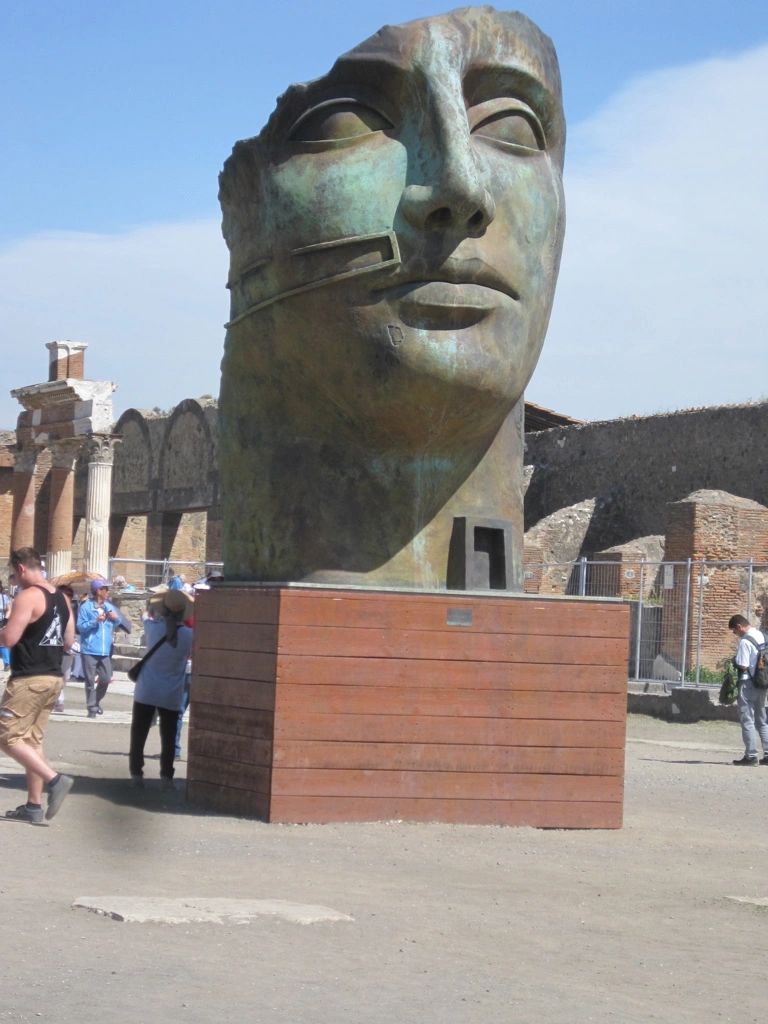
[744,633,768,689]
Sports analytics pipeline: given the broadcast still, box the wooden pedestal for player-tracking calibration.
[187,586,629,828]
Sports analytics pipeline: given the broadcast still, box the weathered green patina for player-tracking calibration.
[218,6,565,589]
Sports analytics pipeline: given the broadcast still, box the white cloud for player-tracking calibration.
[529,43,768,421]
[1,43,766,430]
[0,220,228,428]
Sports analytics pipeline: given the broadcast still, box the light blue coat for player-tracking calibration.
[77,597,119,656]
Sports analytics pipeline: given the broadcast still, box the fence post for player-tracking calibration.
[680,559,692,689]
[633,560,645,681]
[695,560,706,686]
[578,556,587,597]
[747,557,754,621]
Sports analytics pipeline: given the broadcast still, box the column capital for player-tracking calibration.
[49,438,83,471]
[12,445,41,476]
[86,433,120,466]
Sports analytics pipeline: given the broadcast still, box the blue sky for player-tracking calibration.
[2,0,767,428]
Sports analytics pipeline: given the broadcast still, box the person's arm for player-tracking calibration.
[0,588,42,649]
[62,596,75,652]
[104,600,120,624]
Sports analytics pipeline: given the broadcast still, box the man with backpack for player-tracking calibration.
[728,614,768,766]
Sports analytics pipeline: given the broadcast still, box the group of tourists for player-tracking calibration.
[0,547,194,825]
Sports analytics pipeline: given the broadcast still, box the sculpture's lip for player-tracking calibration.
[375,282,510,330]
[373,260,520,304]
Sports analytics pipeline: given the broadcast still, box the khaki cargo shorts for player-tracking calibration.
[0,674,63,747]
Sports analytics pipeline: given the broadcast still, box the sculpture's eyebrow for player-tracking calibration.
[323,54,415,97]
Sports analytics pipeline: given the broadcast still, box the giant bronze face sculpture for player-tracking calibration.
[219,6,565,589]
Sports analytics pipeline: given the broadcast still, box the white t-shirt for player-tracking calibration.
[736,627,765,679]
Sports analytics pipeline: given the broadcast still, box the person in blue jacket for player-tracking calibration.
[77,579,119,718]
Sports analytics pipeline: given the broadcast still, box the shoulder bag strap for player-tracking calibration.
[742,634,763,681]
[132,635,168,675]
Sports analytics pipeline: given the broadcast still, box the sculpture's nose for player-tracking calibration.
[399,100,496,238]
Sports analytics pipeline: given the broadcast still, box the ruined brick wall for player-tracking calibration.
[168,510,209,573]
[662,491,768,672]
[205,512,223,563]
[591,537,665,600]
[110,515,150,586]
[524,402,768,551]
[522,499,596,594]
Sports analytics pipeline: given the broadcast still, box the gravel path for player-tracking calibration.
[0,699,764,1024]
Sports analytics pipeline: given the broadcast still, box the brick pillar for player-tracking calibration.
[45,340,87,382]
[664,492,768,673]
[10,447,39,553]
[84,435,117,580]
[46,440,81,579]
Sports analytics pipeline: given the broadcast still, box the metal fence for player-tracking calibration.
[524,558,768,688]
[106,558,223,591]
[67,553,766,688]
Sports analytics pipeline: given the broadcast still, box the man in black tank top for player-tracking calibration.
[0,548,76,824]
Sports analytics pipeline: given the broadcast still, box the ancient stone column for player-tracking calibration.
[84,435,117,581]
[46,439,81,579]
[10,446,39,552]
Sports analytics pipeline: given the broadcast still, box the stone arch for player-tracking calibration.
[113,409,153,515]
[158,399,215,511]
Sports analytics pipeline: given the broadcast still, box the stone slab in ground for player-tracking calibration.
[73,896,354,924]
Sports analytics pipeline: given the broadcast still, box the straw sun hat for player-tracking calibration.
[148,588,194,617]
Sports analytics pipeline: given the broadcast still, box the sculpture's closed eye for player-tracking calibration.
[290,100,393,143]
[470,99,545,153]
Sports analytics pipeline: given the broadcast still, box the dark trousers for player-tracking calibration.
[81,654,112,712]
[129,700,181,780]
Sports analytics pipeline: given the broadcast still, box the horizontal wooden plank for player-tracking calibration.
[274,713,626,748]
[268,795,623,828]
[188,728,272,767]
[192,677,276,712]
[188,752,271,795]
[278,590,629,638]
[272,625,627,665]
[195,649,278,682]
[196,622,278,654]
[276,685,625,721]
[271,768,622,802]
[195,588,280,626]
[190,702,274,741]
[273,741,624,776]
[187,780,270,820]
[275,655,624,693]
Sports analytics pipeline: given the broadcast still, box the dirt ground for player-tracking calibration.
[1,691,765,1024]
